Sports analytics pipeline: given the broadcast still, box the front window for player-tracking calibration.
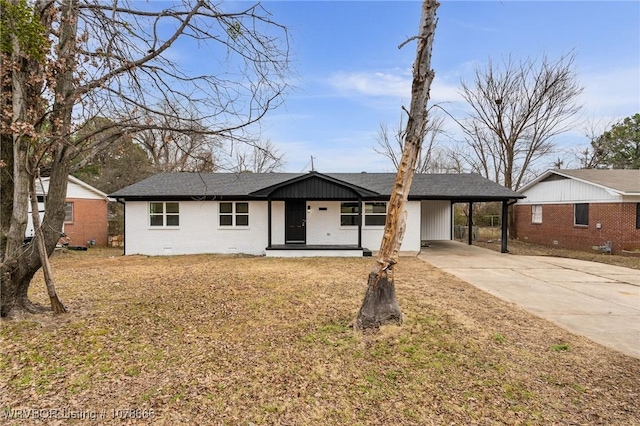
[340,202,360,226]
[531,205,542,224]
[636,203,640,229]
[150,202,180,227]
[340,202,387,226]
[365,202,387,226]
[574,203,589,226]
[219,202,249,227]
[64,202,74,223]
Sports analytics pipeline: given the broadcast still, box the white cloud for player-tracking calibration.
[579,66,640,120]
[323,68,464,106]
[325,70,410,98]
[430,78,464,104]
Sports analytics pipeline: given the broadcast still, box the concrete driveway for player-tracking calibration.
[418,241,640,358]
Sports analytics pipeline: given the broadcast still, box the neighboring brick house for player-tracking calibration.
[515,169,640,255]
[27,176,109,247]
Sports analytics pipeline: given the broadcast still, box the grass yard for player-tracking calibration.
[1,249,639,425]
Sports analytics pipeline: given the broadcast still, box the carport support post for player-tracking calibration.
[358,197,362,249]
[467,201,473,245]
[267,198,272,248]
[501,200,508,253]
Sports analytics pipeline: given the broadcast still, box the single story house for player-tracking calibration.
[27,176,110,247]
[514,169,640,254]
[110,171,524,257]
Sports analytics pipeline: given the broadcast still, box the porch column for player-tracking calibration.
[467,201,474,245]
[501,200,508,253]
[357,197,362,249]
[267,197,272,248]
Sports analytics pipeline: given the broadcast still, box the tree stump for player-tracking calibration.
[355,271,403,330]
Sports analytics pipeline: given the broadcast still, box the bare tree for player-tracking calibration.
[1,0,290,317]
[355,0,439,330]
[134,103,221,173]
[458,53,582,190]
[226,139,285,173]
[455,53,582,237]
[374,112,446,173]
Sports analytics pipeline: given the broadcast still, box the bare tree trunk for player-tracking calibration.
[355,0,439,331]
[29,176,66,314]
[1,15,45,316]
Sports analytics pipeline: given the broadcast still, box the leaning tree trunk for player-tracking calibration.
[29,175,67,314]
[355,0,439,330]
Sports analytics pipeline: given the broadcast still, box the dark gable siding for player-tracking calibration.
[270,176,360,200]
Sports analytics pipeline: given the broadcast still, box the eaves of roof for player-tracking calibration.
[110,172,525,201]
[519,169,640,196]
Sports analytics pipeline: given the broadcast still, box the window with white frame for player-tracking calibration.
[64,202,74,223]
[364,202,387,226]
[340,202,360,226]
[219,202,249,227]
[149,202,179,227]
[340,201,387,226]
[531,205,542,224]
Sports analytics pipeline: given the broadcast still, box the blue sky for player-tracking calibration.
[216,1,640,172]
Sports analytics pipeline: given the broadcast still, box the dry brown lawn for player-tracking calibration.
[1,248,639,425]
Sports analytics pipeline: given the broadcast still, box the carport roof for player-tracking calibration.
[110,171,525,201]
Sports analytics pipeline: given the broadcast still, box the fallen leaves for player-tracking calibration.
[0,249,638,425]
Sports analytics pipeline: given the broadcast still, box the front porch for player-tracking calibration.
[265,244,373,258]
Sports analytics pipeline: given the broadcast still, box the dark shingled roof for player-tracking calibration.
[110,172,524,201]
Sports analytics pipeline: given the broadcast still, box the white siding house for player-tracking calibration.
[112,172,523,257]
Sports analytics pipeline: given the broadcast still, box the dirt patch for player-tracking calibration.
[1,249,638,425]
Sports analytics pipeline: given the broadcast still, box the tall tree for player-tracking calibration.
[73,134,154,194]
[226,139,285,173]
[459,53,582,190]
[457,53,582,237]
[355,0,439,330]
[374,113,447,173]
[133,103,221,173]
[581,113,640,169]
[1,0,290,317]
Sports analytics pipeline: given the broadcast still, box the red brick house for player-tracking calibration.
[514,169,640,255]
[27,176,109,247]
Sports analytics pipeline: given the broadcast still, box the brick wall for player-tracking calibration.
[63,198,109,247]
[514,202,640,254]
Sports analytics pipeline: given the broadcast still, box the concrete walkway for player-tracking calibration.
[417,241,640,358]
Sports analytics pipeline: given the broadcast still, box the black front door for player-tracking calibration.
[285,200,306,244]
